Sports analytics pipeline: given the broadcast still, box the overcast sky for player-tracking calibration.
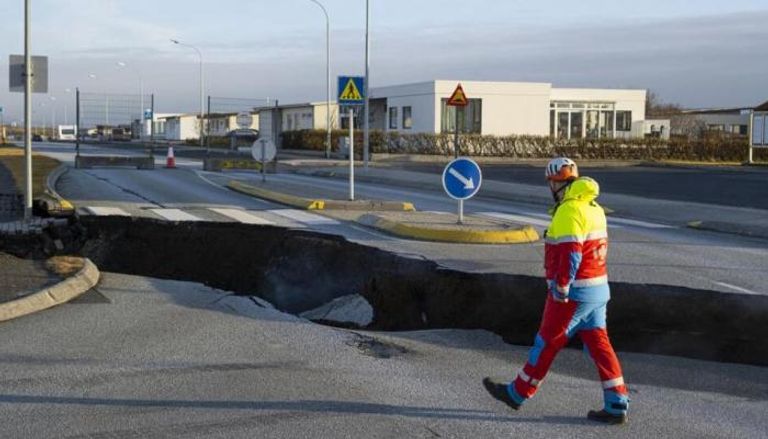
[1,0,767,123]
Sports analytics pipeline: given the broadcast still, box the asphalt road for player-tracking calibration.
[37,140,768,296]
[404,163,768,210]
[1,272,764,438]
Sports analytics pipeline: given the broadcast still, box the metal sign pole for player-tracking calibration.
[206,95,211,158]
[458,199,464,225]
[75,88,80,158]
[454,106,460,159]
[748,111,754,165]
[261,139,267,183]
[349,107,355,201]
[23,0,33,220]
[150,94,155,159]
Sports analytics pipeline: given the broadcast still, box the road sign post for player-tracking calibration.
[447,83,468,159]
[252,138,276,183]
[338,76,365,201]
[442,157,482,225]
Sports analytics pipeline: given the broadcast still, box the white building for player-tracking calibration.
[369,80,648,139]
[207,112,259,137]
[256,101,339,144]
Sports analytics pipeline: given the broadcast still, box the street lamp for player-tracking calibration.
[308,0,332,159]
[117,61,145,138]
[171,39,205,147]
[363,0,371,169]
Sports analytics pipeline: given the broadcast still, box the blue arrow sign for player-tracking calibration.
[442,157,482,200]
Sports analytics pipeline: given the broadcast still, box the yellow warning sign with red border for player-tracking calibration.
[447,83,468,107]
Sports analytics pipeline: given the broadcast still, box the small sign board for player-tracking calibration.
[236,112,254,129]
[447,83,468,107]
[143,109,153,120]
[338,76,365,105]
[442,157,482,200]
[9,55,48,93]
[252,138,276,162]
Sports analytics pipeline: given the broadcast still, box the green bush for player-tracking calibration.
[279,129,763,162]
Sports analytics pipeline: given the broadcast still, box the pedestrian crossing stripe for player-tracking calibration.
[340,78,363,101]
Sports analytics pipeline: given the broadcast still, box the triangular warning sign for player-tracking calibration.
[447,84,468,107]
[340,78,363,101]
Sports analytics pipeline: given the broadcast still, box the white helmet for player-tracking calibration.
[545,157,579,182]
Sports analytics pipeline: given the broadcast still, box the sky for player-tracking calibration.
[1,0,767,124]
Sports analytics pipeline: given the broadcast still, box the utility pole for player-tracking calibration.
[363,0,371,169]
[24,0,33,219]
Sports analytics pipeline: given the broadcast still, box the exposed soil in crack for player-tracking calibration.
[2,215,767,367]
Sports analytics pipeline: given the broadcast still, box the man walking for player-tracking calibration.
[483,157,629,424]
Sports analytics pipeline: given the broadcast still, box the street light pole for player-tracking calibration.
[23,0,33,219]
[117,61,145,139]
[363,0,371,169]
[171,39,204,147]
[308,0,332,159]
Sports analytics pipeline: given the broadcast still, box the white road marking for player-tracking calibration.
[269,209,340,225]
[608,217,674,229]
[82,206,131,217]
[149,208,203,222]
[713,281,760,295]
[208,208,274,225]
[477,212,552,228]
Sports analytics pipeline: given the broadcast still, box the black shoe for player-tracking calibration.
[587,409,627,425]
[482,377,521,410]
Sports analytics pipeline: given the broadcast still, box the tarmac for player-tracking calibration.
[223,175,537,243]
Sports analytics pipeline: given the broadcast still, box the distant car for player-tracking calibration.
[32,134,43,142]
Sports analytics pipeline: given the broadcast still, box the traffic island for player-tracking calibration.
[358,211,540,244]
[226,180,415,211]
[0,256,100,322]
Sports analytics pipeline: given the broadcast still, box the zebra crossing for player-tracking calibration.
[79,204,673,234]
[78,206,340,228]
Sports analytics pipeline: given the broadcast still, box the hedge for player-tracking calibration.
[280,129,767,162]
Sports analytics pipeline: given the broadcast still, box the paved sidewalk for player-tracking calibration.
[0,253,60,303]
[0,162,22,222]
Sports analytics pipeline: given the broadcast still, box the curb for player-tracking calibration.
[0,258,100,322]
[358,214,540,244]
[226,180,415,211]
[40,164,75,216]
[687,220,768,240]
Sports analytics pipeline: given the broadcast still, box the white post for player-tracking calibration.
[349,107,355,201]
[261,138,267,183]
[458,199,464,225]
[24,0,33,219]
[748,111,754,165]
[363,0,371,169]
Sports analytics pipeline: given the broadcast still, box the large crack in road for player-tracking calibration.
[2,215,767,367]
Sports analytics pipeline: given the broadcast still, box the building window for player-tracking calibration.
[440,99,482,134]
[616,111,632,131]
[402,106,413,129]
[389,107,398,129]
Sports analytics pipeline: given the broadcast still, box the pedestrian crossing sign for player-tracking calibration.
[338,76,365,105]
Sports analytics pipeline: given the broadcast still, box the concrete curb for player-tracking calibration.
[40,164,75,215]
[686,220,768,239]
[358,214,540,244]
[226,180,415,212]
[0,258,100,322]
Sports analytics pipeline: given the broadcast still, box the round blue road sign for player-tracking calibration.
[442,157,482,200]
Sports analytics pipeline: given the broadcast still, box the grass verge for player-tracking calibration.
[0,147,61,198]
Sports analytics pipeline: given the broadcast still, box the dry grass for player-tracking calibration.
[0,146,61,197]
[45,256,85,277]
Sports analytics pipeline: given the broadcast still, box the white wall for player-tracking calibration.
[373,82,437,134]
[164,115,199,140]
[372,80,552,136]
[282,107,315,131]
[436,81,552,136]
[312,103,339,130]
